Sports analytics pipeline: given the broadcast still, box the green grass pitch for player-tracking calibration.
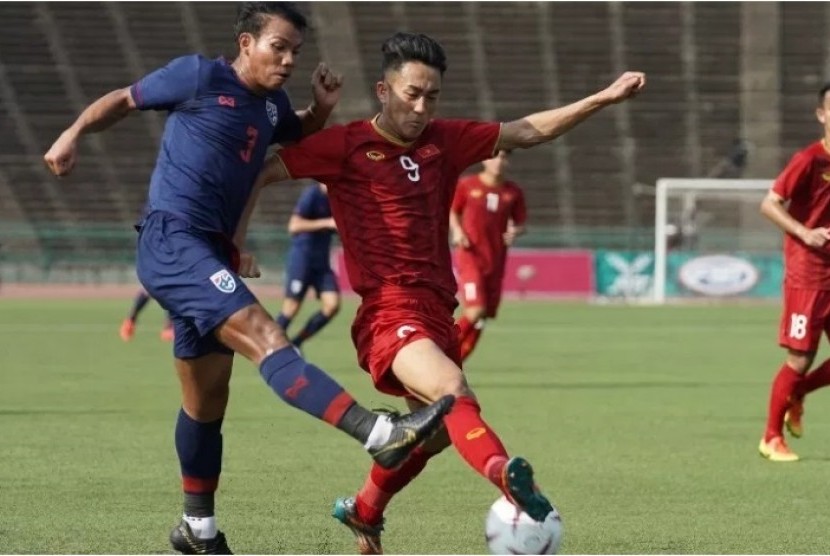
[1,298,828,554]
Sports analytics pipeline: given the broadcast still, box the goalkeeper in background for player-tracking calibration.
[759,82,830,462]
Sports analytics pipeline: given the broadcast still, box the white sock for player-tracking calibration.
[183,514,217,540]
[363,414,394,450]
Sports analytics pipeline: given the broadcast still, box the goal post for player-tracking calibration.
[653,178,775,303]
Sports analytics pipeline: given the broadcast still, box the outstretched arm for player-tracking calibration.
[497,72,646,151]
[44,87,136,176]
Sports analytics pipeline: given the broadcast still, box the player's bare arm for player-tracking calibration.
[761,189,830,248]
[43,87,137,176]
[296,62,343,137]
[497,71,646,151]
[288,214,337,234]
[449,210,470,248]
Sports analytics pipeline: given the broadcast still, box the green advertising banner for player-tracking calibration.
[595,250,784,299]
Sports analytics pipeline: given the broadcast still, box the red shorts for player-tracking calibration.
[351,289,461,397]
[457,262,503,318]
[778,287,830,352]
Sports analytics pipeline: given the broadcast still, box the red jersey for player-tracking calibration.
[277,117,501,303]
[452,175,526,275]
[773,140,830,290]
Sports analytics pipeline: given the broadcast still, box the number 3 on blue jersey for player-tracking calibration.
[399,155,420,182]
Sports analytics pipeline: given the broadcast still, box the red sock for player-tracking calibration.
[354,446,436,525]
[457,316,475,344]
[460,324,484,361]
[765,364,803,441]
[444,396,509,490]
[799,358,830,396]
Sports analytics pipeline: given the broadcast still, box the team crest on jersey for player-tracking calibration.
[266,100,279,126]
[822,172,830,183]
[210,269,237,293]
[366,150,386,161]
[470,189,483,198]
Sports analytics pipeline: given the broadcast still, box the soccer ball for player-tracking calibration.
[485,496,563,555]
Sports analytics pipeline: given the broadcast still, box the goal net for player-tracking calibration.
[652,178,781,303]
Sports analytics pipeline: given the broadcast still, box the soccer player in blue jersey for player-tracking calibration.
[277,182,341,349]
[43,3,452,554]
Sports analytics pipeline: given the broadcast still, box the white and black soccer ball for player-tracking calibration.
[485,496,563,555]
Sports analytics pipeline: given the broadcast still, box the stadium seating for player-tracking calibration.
[0,2,818,266]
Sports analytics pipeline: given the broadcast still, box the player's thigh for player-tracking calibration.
[392,338,472,404]
[176,351,234,421]
[779,287,824,353]
[314,268,341,313]
[215,302,290,364]
[136,212,257,345]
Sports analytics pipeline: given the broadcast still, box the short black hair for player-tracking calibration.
[820,82,830,105]
[381,32,447,76]
[235,2,307,39]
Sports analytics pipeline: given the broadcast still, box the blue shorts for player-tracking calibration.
[136,211,258,359]
[284,255,339,300]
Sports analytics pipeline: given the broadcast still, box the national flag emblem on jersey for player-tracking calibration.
[417,144,440,159]
[266,100,279,126]
[210,269,237,293]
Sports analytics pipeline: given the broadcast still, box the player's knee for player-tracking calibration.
[221,304,290,362]
[183,384,229,421]
[787,351,814,374]
[322,300,340,317]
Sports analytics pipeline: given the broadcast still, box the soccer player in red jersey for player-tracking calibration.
[759,82,830,463]
[252,33,644,552]
[450,150,527,361]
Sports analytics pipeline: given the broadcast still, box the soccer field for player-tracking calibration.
[1,298,828,554]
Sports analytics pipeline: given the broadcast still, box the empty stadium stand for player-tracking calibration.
[0,1,824,274]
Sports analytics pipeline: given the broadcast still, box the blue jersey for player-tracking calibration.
[289,184,334,268]
[131,55,303,237]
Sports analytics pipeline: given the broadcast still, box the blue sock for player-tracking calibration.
[276,313,292,332]
[128,291,151,321]
[260,346,356,426]
[176,409,222,516]
[292,311,332,347]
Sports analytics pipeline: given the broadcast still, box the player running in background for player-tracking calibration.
[119,289,175,342]
[450,150,527,362]
[251,32,645,553]
[276,182,340,350]
[759,82,830,463]
[42,5,453,554]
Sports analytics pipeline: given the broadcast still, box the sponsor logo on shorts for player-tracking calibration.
[396,325,417,339]
[210,269,237,293]
[465,427,486,440]
[678,254,758,296]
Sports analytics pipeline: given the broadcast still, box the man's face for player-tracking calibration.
[376,61,442,142]
[239,15,303,92]
[482,151,510,176]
